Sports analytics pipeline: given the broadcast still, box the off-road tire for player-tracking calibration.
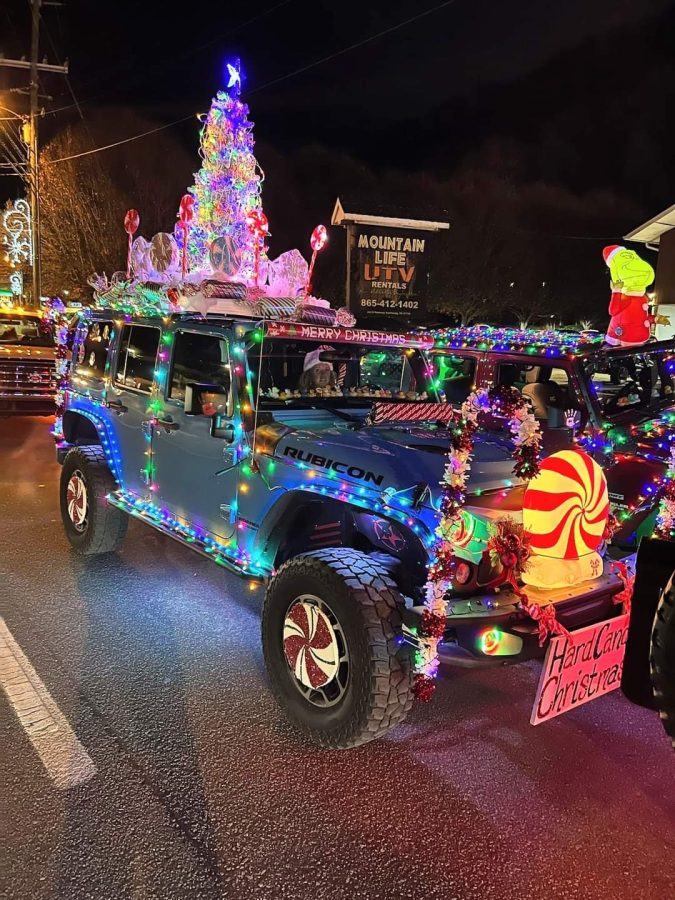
[262,548,413,748]
[651,574,675,748]
[60,447,128,555]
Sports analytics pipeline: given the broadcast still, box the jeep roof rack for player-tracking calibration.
[426,325,608,358]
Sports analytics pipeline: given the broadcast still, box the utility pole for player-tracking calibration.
[29,0,41,307]
[0,0,68,305]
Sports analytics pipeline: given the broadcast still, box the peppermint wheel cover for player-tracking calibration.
[523,449,609,559]
[283,599,340,690]
[66,470,88,532]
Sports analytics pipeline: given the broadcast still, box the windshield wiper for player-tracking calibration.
[307,401,361,424]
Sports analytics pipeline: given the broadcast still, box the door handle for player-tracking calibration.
[156,417,180,432]
[107,399,127,413]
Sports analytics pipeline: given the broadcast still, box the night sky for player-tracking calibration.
[2,0,675,311]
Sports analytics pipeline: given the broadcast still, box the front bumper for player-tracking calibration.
[437,564,629,667]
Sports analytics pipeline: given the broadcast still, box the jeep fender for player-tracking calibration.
[61,407,121,483]
[256,491,428,588]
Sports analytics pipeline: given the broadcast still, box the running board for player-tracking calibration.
[107,491,269,580]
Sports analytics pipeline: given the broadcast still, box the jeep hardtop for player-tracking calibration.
[56,299,643,746]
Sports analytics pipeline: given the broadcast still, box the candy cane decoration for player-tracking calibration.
[124,209,139,279]
[305,224,328,298]
[246,209,269,289]
[178,194,194,279]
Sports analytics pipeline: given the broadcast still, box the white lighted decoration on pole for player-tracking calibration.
[2,199,33,266]
[9,271,24,296]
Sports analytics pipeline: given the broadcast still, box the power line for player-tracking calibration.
[41,0,461,165]
[43,113,197,164]
[42,0,297,119]
[248,0,460,95]
[40,14,86,121]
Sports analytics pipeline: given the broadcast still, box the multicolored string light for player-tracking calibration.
[430,325,605,358]
[186,60,265,282]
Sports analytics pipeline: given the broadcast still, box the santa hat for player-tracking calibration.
[303,345,334,371]
[603,245,624,266]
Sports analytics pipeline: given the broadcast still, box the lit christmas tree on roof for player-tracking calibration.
[184,60,266,283]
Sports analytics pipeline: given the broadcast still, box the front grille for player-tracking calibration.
[0,358,56,398]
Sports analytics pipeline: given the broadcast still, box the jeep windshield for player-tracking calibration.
[582,345,674,422]
[0,313,54,347]
[247,336,436,417]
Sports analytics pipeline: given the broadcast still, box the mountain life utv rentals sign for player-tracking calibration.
[332,198,449,326]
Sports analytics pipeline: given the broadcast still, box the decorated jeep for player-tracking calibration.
[427,324,675,546]
[52,279,675,747]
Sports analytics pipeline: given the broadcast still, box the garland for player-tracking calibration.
[654,444,675,541]
[413,387,543,701]
[42,297,70,439]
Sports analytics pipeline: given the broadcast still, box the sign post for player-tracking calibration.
[332,198,449,328]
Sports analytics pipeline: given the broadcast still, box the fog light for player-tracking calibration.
[478,627,523,657]
[480,628,503,655]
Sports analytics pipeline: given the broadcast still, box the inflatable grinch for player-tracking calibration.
[603,244,668,346]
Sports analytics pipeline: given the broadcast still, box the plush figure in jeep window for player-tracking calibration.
[298,345,338,394]
[603,245,668,347]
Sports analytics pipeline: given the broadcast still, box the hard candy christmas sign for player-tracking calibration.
[350,226,433,324]
[530,613,629,725]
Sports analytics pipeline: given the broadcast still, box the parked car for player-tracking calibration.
[55,302,663,746]
[427,325,675,545]
[0,306,56,415]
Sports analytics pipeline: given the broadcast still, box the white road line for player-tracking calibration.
[0,618,97,790]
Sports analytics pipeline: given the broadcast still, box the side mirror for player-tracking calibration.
[184,381,230,417]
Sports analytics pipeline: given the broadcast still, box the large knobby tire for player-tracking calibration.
[651,573,675,748]
[262,548,413,748]
[60,446,128,555]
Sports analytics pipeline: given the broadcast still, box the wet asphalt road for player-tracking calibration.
[1,417,674,900]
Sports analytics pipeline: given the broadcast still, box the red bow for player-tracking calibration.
[520,599,571,647]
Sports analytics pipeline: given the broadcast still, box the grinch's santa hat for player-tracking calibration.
[603,245,624,266]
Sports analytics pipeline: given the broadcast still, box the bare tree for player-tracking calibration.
[40,129,128,298]
[39,110,196,299]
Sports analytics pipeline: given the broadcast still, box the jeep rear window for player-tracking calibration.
[583,349,675,420]
[114,324,160,393]
[73,320,113,381]
[248,338,433,408]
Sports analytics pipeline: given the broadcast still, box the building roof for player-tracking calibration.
[624,203,675,245]
[331,196,449,232]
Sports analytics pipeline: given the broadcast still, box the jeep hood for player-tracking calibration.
[271,423,520,506]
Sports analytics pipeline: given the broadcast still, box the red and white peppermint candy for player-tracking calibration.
[124,208,140,235]
[283,601,339,689]
[310,224,328,252]
[524,449,609,560]
[178,193,194,224]
[66,471,87,529]
[246,209,269,238]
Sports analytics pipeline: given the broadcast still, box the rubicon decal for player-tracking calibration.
[282,446,384,486]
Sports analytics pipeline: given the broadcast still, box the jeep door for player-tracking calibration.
[153,328,238,541]
[109,322,161,496]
